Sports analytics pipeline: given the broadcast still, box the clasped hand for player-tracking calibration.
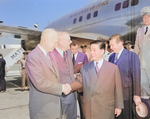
[62,84,71,95]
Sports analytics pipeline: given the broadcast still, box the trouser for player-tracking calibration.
[141,68,150,96]
[22,68,29,88]
[61,93,77,119]
[0,78,6,91]
[77,92,84,119]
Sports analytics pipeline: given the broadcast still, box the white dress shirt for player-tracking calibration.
[38,44,47,56]
[56,47,64,57]
[117,47,124,59]
[94,58,103,69]
[72,52,78,60]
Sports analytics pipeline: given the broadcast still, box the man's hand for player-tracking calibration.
[115,108,122,117]
[62,84,71,95]
[76,73,82,83]
[134,95,141,106]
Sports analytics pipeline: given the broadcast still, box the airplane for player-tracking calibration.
[45,0,150,45]
[0,0,150,68]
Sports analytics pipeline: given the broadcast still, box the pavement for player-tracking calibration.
[0,63,30,119]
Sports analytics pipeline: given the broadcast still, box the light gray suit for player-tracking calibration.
[81,60,124,119]
[26,46,63,119]
[134,26,150,96]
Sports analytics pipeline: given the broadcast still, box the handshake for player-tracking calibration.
[62,84,72,95]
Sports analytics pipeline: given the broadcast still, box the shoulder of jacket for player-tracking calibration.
[137,26,144,32]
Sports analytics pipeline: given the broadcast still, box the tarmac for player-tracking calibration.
[0,63,30,119]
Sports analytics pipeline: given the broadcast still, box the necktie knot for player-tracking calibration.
[145,27,148,35]
[96,62,99,73]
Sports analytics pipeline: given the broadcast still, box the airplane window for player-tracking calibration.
[131,0,139,6]
[93,11,98,18]
[123,1,129,8]
[14,35,21,39]
[79,16,82,22]
[87,13,91,20]
[115,3,121,11]
[73,18,76,24]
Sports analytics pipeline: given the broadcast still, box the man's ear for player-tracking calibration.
[44,39,48,45]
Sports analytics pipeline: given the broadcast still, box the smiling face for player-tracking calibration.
[90,43,104,61]
[143,15,150,26]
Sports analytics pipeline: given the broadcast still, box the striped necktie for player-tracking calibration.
[63,51,67,61]
[114,53,118,63]
[95,62,99,73]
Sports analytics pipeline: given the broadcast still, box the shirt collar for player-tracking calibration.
[94,58,103,69]
[117,47,124,59]
[38,44,47,56]
[56,47,64,57]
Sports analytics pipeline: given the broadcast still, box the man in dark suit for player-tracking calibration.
[0,53,6,92]
[80,40,124,119]
[70,40,88,74]
[52,32,82,119]
[109,34,141,119]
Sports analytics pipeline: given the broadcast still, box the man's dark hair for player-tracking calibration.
[0,53,2,57]
[80,45,87,49]
[90,40,105,50]
[70,40,79,47]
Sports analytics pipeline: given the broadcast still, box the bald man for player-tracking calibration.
[26,29,71,119]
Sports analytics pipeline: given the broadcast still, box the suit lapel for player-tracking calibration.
[49,52,59,81]
[88,61,97,94]
[53,49,67,71]
[36,46,57,75]
[110,53,115,63]
[66,50,74,82]
[116,49,127,66]
[93,60,108,93]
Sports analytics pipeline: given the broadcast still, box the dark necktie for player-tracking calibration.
[63,51,67,61]
[72,54,75,66]
[145,27,148,35]
[95,62,99,73]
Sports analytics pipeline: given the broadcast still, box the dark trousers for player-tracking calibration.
[77,92,84,119]
[0,78,6,91]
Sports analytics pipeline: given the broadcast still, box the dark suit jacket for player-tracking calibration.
[109,49,141,100]
[81,60,124,119]
[26,46,62,119]
[0,58,6,79]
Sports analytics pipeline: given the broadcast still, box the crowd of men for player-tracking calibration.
[25,6,150,119]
